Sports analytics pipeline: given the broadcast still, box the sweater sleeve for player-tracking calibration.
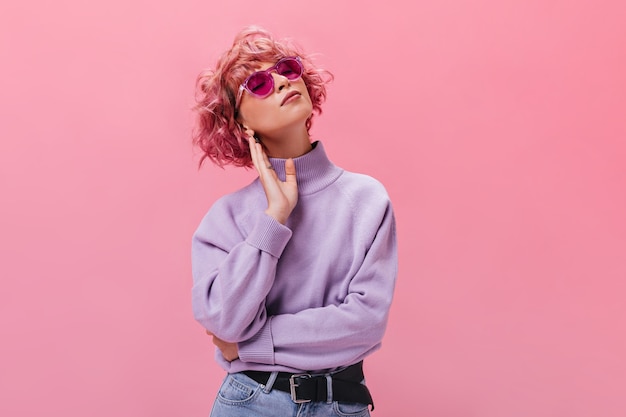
[191,200,293,343]
[237,200,398,370]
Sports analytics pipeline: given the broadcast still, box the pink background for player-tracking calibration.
[1,1,625,416]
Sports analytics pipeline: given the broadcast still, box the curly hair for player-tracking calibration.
[193,26,333,168]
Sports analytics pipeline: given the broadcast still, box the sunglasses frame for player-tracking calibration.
[235,56,303,110]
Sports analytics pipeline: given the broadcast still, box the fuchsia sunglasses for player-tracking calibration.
[235,56,303,108]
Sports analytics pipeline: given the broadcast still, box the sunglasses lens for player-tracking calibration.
[242,58,302,99]
[276,58,303,80]
[246,73,273,97]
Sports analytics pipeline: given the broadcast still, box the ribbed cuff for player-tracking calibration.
[246,214,292,258]
[238,320,275,365]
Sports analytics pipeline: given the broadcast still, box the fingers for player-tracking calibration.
[244,127,256,142]
[246,136,298,225]
[284,158,296,184]
[260,148,275,172]
[208,334,240,362]
[247,136,295,180]
[245,128,261,171]
[248,137,277,180]
[248,136,264,174]
[207,332,224,347]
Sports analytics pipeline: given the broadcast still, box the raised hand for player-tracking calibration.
[248,135,298,225]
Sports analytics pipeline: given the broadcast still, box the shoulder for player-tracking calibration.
[329,170,394,232]
[209,180,261,214]
[335,170,391,205]
[194,180,262,238]
[332,170,395,243]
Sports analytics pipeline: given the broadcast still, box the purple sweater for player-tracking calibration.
[192,141,397,373]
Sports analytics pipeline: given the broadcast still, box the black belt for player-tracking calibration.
[243,361,374,409]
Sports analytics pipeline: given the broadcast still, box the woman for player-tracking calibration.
[191,26,397,417]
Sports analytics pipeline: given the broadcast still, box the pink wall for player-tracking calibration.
[1,1,625,416]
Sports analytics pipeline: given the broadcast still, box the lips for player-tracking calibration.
[281,91,301,106]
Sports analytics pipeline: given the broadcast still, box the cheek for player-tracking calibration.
[302,89,314,110]
[239,100,271,127]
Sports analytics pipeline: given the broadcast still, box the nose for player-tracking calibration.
[272,72,290,93]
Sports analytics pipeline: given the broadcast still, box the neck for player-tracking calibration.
[260,124,313,159]
[267,141,344,196]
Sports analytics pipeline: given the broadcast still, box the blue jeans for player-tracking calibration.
[210,372,371,417]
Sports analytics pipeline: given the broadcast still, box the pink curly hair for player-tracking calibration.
[193,26,333,168]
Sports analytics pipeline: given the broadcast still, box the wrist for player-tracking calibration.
[265,208,288,225]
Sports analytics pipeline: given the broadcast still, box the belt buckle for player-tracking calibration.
[289,373,312,404]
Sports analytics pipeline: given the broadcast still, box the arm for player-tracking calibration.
[238,201,398,370]
[192,135,298,343]
[191,209,291,342]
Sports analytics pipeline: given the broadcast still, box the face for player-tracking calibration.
[236,60,313,139]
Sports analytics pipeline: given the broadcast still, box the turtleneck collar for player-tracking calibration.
[267,141,343,195]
